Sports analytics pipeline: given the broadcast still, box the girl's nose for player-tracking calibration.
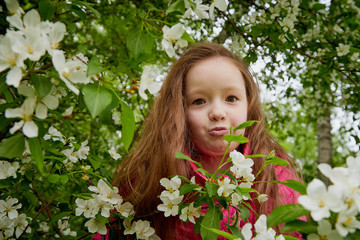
[208,103,226,121]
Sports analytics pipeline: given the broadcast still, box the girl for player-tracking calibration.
[112,42,302,239]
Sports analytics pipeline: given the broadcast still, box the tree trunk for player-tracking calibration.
[317,109,332,186]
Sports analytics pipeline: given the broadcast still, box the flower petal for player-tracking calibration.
[23,120,38,138]
[6,66,23,88]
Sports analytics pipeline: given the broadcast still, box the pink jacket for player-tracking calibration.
[174,143,303,239]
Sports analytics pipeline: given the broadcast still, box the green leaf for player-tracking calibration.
[176,152,204,169]
[72,193,93,200]
[244,154,267,158]
[38,0,55,20]
[180,184,200,195]
[126,25,154,59]
[200,225,238,240]
[267,204,310,228]
[268,180,306,195]
[120,100,135,151]
[48,174,60,183]
[71,4,86,22]
[312,3,326,11]
[238,204,250,222]
[200,205,221,240]
[60,175,69,184]
[31,74,53,99]
[265,157,289,166]
[28,137,44,174]
[282,220,317,234]
[284,235,303,240]
[89,156,102,170]
[181,31,195,43]
[205,181,218,197]
[233,120,259,132]
[166,0,185,15]
[350,46,360,53]
[82,84,113,118]
[222,134,249,144]
[72,1,101,18]
[87,56,106,77]
[0,134,25,159]
[23,191,39,207]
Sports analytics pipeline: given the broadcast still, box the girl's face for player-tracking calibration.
[185,57,248,157]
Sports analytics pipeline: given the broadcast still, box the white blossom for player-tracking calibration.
[75,198,96,218]
[179,202,201,224]
[5,97,38,138]
[0,161,19,179]
[298,179,345,221]
[115,201,135,218]
[43,126,65,144]
[230,150,253,170]
[307,219,342,240]
[0,197,22,219]
[5,0,24,15]
[17,84,59,120]
[139,65,161,100]
[241,223,253,240]
[161,23,188,58]
[61,147,78,164]
[88,179,122,205]
[184,0,209,19]
[160,176,182,200]
[91,195,113,218]
[157,195,182,217]
[76,140,90,160]
[14,213,30,238]
[336,43,350,57]
[0,36,25,88]
[217,178,236,197]
[85,218,107,235]
[209,0,227,20]
[335,208,360,237]
[52,50,90,95]
[124,220,158,240]
[108,146,121,160]
[62,106,73,117]
[231,192,243,206]
[258,194,269,203]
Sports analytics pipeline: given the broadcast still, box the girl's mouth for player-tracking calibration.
[208,127,229,137]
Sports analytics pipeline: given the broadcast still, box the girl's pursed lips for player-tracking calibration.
[208,127,229,136]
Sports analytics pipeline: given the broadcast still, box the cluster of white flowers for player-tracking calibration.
[161,0,227,58]
[61,139,90,168]
[76,179,159,239]
[183,0,227,20]
[238,214,285,240]
[55,217,77,238]
[218,150,258,205]
[139,65,162,100]
[5,83,62,138]
[336,43,351,57]
[1,0,91,138]
[157,176,186,217]
[299,154,360,237]
[0,196,31,239]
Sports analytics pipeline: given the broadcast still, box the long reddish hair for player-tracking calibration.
[112,42,297,238]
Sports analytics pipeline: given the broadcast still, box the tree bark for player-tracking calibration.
[317,109,332,186]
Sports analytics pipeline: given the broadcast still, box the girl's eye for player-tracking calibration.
[193,99,205,105]
[226,96,238,102]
